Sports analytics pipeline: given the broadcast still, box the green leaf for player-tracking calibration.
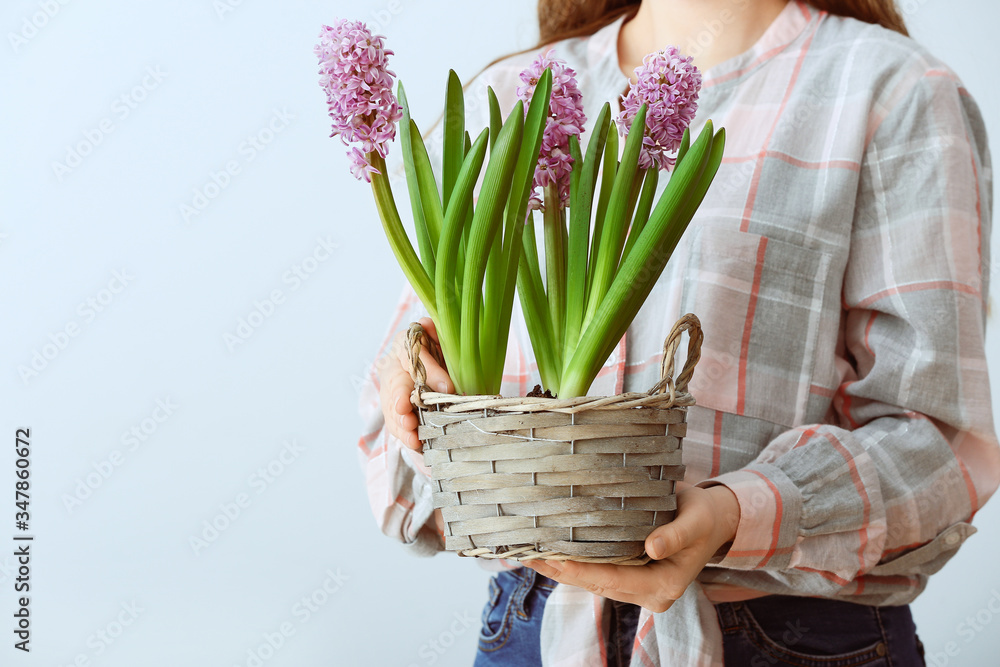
[459,101,524,393]
[483,68,553,394]
[367,152,437,322]
[560,122,723,397]
[456,130,474,294]
[586,123,618,299]
[433,129,490,392]
[442,70,465,210]
[567,133,583,222]
[408,120,444,249]
[543,185,567,361]
[521,212,546,307]
[675,128,691,167]
[563,104,610,366]
[396,82,434,278]
[621,167,659,264]
[582,104,647,331]
[488,86,502,149]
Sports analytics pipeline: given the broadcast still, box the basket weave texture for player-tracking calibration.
[408,314,703,565]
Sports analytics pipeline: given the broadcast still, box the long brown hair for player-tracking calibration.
[537,0,908,45]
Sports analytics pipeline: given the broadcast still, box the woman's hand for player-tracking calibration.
[377,316,455,452]
[523,482,741,613]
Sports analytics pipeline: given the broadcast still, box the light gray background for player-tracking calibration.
[0,1,997,665]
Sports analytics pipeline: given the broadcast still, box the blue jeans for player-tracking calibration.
[471,568,648,667]
[473,569,927,666]
[473,568,557,667]
[715,595,926,666]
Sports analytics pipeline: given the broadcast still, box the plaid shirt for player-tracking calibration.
[356,2,998,664]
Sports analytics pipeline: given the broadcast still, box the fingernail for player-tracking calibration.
[437,381,448,393]
[397,414,406,427]
[547,560,564,571]
[650,536,665,559]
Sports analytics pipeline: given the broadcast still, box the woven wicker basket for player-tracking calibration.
[407,314,703,565]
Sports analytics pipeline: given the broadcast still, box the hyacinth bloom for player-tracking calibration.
[316,20,555,395]
[316,22,724,398]
[315,20,402,182]
[314,20,441,348]
[618,47,702,171]
[516,49,586,210]
[513,51,586,367]
[516,47,723,398]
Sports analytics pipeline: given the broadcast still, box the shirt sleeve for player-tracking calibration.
[697,68,1000,586]
[356,283,443,556]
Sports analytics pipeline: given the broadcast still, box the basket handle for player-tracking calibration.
[404,314,702,404]
[647,313,703,399]
[404,321,446,409]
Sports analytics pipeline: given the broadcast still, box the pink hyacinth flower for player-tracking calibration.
[315,19,402,182]
[517,49,586,210]
[619,47,701,171]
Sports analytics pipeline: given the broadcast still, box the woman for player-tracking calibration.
[359,1,998,664]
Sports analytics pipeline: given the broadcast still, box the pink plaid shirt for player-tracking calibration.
[357,2,999,664]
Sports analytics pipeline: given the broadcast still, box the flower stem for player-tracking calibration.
[518,217,560,392]
[368,153,436,321]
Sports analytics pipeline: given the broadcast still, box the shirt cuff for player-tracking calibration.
[695,464,803,571]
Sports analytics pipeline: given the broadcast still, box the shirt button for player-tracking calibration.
[944,532,961,546]
[875,642,887,657]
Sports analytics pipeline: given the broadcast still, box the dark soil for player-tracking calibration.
[526,384,556,398]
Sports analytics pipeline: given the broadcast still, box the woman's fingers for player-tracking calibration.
[378,319,456,452]
[376,318,457,451]
[413,317,455,394]
[416,316,439,340]
[388,366,414,415]
[419,346,455,394]
[374,331,418,450]
[645,515,694,561]
[377,349,402,426]
[645,493,710,560]
[520,488,740,614]
[644,485,739,562]
[388,372,421,450]
[524,559,686,613]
